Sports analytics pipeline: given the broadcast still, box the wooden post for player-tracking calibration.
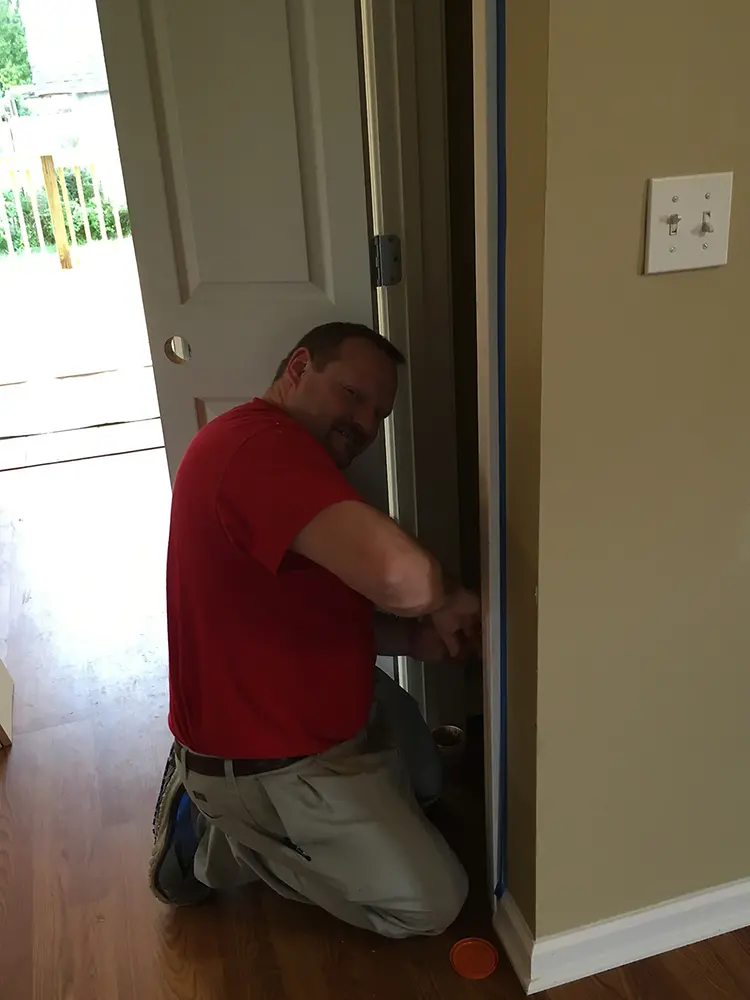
[40,154,72,269]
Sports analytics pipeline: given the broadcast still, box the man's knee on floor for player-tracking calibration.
[377,862,469,938]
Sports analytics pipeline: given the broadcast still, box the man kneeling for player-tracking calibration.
[149,322,480,938]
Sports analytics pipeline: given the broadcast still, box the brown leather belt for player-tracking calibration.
[176,742,307,778]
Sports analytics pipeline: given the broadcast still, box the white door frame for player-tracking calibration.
[360,0,463,726]
[365,0,504,909]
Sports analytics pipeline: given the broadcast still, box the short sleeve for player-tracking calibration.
[216,421,361,573]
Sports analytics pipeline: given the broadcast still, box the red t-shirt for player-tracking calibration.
[167,399,375,758]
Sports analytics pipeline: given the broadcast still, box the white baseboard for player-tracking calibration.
[493,876,750,994]
[493,891,535,990]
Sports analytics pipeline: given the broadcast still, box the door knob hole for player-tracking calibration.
[164,336,192,364]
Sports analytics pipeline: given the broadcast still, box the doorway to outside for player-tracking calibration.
[0,0,164,474]
[0,0,170,694]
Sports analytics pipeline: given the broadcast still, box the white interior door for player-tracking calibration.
[96,0,386,506]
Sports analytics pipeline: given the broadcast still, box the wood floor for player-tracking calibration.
[1,449,750,1000]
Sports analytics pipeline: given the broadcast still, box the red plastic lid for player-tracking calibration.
[450,937,499,979]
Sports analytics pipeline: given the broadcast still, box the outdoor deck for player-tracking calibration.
[1,238,151,385]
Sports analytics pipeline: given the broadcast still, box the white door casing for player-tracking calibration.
[360,0,462,725]
[97,0,387,506]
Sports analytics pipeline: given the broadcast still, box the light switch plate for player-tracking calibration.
[645,172,733,275]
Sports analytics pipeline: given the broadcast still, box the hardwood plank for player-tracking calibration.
[661,938,749,1000]
[28,719,102,1000]
[0,745,34,1000]
[592,958,687,1000]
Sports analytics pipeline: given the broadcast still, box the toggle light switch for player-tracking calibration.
[667,213,682,236]
[645,172,733,274]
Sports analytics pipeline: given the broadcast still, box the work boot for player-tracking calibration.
[148,744,212,905]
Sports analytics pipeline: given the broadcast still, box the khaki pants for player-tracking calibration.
[176,670,468,938]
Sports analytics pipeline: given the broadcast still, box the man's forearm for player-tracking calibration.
[373,612,415,657]
[293,500,448,616]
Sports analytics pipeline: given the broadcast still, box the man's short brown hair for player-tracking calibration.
[274,322,405,381]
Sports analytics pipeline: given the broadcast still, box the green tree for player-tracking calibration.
[0,0,32,93]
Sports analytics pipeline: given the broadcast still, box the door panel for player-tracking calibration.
[165,2,309,289]
[97,0,381,499]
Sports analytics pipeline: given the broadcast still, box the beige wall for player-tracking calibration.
[506,0,750,937]
[504,0,549,932]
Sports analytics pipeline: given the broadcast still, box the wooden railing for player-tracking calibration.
[0,154,130,269]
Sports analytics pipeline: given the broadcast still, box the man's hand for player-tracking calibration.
[374,591,481,662]
[409,613,481,662]
[408,620,452,662]
[429,587,481,659]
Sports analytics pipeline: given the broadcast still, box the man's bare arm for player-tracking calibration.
[292,500,480,653]
[292,500,446,616]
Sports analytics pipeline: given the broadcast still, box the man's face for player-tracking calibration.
[286,338,398,468]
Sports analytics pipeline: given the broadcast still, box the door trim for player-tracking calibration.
[361,0,461,725]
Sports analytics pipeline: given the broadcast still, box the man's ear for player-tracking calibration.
[286,348,310,386]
